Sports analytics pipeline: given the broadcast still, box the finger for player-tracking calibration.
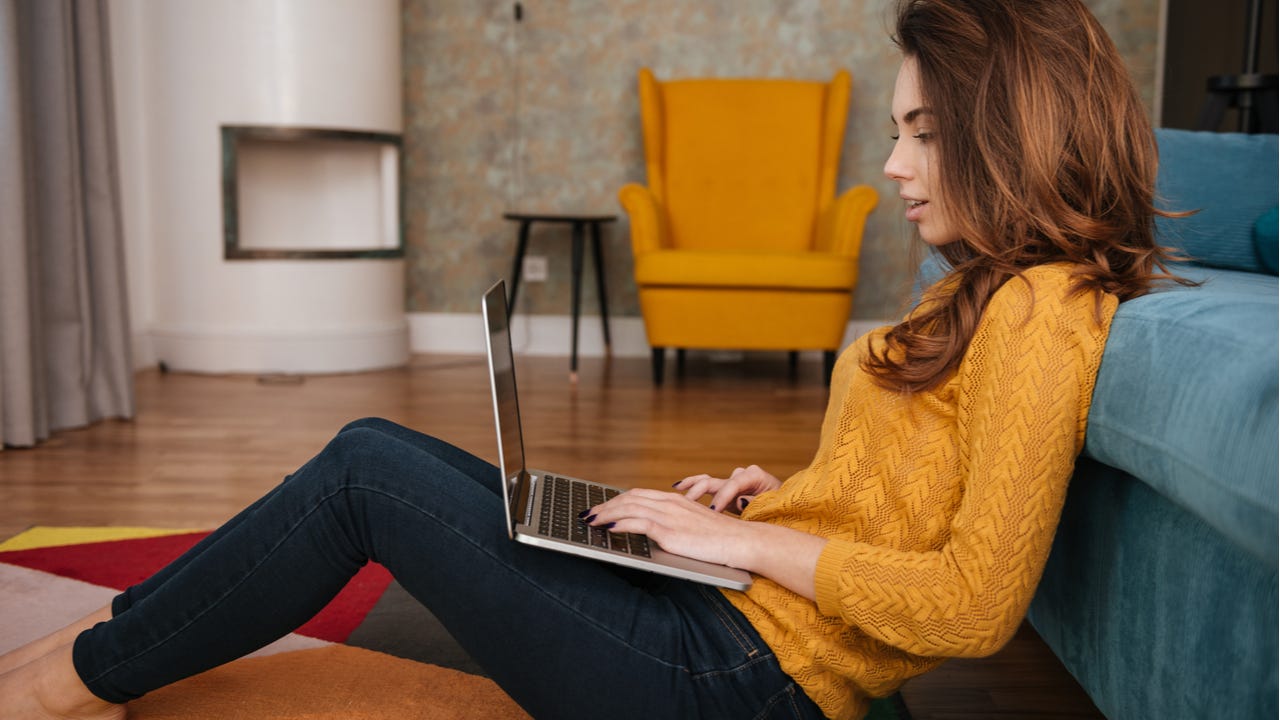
[588,491,705,526]
[736,494,756,512]
[682,477,722,501]
[584,488,676,520]
[599,516,660,538]
[671,474,704,498]
[681,473,732,501]
[672,473,713,490]
[709,474,757,513]
[709,482,743,514]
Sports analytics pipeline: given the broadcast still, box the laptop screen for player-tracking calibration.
[483,281,526,508]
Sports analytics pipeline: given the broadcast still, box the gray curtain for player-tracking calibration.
[0,0,134,449]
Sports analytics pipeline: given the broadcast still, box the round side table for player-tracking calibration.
[502,212,618,382]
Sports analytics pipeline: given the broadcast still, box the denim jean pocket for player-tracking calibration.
[690,586,827,720]
[757,683,827,720]
[694,585,766,662]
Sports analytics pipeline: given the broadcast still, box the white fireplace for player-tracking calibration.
[110,0,408,374]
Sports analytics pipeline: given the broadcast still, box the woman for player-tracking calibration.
[0,1,1181,718]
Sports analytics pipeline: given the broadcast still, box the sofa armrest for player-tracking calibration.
[816,184,878,257]
[618,183,669,256]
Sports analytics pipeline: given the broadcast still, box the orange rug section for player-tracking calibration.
[129,644,531,719]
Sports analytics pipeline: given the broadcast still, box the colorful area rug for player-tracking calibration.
[0,527,529,719]
[0,527,906,719]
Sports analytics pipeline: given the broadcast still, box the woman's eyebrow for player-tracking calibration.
[899,107,933,124]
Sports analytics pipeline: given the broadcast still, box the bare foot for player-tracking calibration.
[0,607,112,677]
[0,644,125,720]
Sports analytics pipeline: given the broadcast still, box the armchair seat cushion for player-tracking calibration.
[634,249,857,291]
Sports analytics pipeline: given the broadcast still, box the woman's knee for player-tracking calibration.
[338,416,401,437]
[325,424,403,468]
[325,419,493,497]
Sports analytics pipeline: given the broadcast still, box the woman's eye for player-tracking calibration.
[913,132,934,142]
[890,134,901,141]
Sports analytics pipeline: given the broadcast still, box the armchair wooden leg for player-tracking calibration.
[788,351,800,379]
[823,350,836,386]
[651,347,665,385]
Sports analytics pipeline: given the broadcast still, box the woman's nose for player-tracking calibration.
[884,141,911,182]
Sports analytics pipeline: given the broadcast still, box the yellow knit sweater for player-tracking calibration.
[724,264,1117,720]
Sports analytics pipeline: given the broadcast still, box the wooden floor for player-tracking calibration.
[0,352,1104,719]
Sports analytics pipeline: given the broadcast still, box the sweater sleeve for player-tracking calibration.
[811,267,1115,658]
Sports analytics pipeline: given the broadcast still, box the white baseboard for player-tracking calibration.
[132,315,889,371]
[407,313,888,358]
[146,320,409,374]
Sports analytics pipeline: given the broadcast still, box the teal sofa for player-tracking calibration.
[1026,130,1278,720]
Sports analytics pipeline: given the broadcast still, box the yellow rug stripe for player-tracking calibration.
[0,526,202,552]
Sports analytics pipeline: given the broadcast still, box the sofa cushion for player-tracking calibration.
[1255,207,1279,274]
[1083,266,1279,566]
[1154,129,1279,274]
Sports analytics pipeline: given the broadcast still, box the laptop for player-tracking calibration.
[482,280,752,591]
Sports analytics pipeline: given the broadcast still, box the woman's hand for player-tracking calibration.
[584,482,827,601]
[672,465,783,515]
[584,489,756,568]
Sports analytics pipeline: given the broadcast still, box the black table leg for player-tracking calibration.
[570,221,585,382]
[508,220,532,311]
[589,221,611,351]
[651,347,665,385]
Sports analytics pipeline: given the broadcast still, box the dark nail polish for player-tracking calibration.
[739,498,751,509]
[709,504,717,511]
[577,509,590,519]
[602,522,616,530]
[580,514,597,523]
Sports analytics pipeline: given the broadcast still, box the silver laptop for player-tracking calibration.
[482,280,752,590]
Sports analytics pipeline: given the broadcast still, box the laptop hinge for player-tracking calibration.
[516,470,536,527]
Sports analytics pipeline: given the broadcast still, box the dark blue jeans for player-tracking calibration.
[72,418,825,720]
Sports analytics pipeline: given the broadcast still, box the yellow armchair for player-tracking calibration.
[619,68,878,384]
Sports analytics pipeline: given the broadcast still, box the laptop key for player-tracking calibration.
[628,535,652,557]
[571,519,589,543]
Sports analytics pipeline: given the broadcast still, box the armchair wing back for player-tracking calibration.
[619,68,878,383]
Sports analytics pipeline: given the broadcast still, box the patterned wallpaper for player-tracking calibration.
[402,0,1161,320]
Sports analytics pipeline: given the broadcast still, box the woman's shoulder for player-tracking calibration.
[971,264,1119,361]
[959,263,1117,394]
[1002,262,1081,296]
[986,262,1111,321]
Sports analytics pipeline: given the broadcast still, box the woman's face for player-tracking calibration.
[884,57,961,247]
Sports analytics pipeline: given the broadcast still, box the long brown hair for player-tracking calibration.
[865,0,1187,393]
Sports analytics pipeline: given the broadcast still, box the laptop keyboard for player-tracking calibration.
[539,475,652,558]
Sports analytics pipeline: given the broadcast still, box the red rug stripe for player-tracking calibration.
[295,563,393,642]
[0,533,209,589]
[0,533,392,643]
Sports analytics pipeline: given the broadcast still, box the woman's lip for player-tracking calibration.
[905,200,928,223]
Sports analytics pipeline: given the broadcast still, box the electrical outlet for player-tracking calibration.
[523,255,548,282]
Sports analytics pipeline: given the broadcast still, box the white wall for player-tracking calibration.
[110,0,408,374]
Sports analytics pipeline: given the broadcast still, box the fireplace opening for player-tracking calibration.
[222,126,403,259]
